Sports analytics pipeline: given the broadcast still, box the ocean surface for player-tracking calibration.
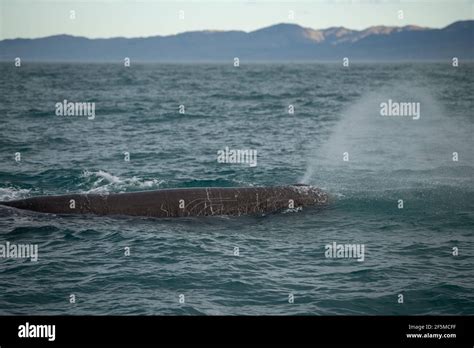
[0,62,473,315]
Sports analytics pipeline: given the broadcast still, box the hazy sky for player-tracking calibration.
[1,0,473,39]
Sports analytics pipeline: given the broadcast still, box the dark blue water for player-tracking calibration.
[0,63,473,314]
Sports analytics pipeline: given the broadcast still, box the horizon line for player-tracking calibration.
[2,19,471,42]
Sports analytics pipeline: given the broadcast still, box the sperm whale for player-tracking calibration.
[0,185,328,218]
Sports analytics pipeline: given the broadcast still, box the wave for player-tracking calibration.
[0,187,32,201]
[79,170,165,194]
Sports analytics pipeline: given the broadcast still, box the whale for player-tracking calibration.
[0,185,328,218]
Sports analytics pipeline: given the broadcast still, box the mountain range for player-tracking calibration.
[0,20,472,61]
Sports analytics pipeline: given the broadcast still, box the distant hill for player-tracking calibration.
[0,21,472,61]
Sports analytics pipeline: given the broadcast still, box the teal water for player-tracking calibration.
[0,63,473,315]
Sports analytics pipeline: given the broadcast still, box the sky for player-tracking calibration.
[0,0,473,40]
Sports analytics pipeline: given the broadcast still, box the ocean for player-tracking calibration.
[0,62,473,315]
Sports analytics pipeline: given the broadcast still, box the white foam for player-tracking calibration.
[80,170,164,194]
[0,188,32,201]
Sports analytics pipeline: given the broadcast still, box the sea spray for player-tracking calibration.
[301,83,471,194]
